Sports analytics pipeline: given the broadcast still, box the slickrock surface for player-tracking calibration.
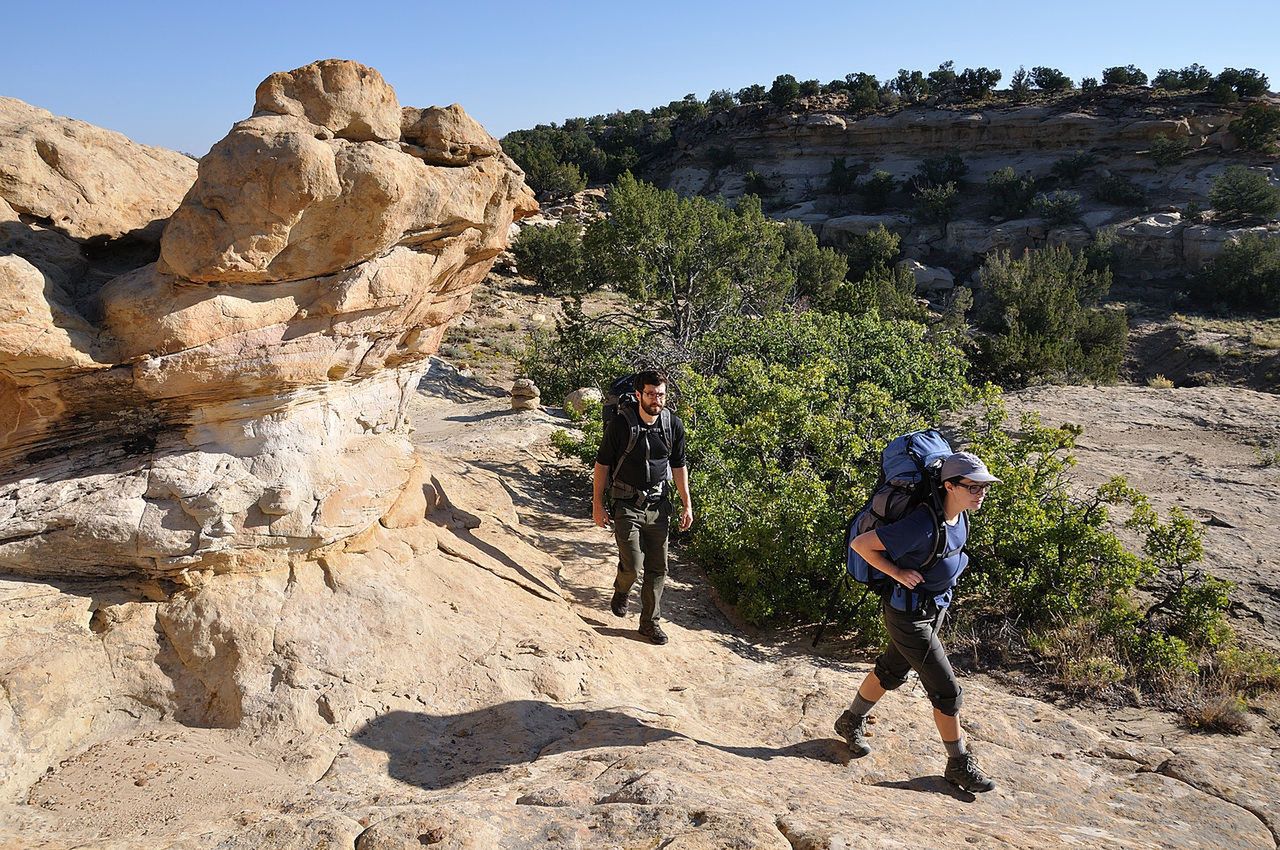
[0,60,536,581]
[2,371,1275,849]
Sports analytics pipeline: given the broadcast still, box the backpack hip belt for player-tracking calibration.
[609,478,669,506]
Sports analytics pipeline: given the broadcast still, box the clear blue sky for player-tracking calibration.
[4,1,1277,156]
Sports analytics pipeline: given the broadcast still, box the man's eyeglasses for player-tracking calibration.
[955,481,993,495]
[641,391,666,401]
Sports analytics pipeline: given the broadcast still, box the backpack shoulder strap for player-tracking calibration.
[659,408,673,450]
[615,404,643,467]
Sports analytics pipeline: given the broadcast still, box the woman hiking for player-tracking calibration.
[835,451,1000,793]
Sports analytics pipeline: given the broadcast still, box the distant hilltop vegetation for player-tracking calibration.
[501,61,1275,201]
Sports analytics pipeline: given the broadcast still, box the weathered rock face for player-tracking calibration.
[0,97,197,242]
[643,93,1280,279]
[0,60,536,579]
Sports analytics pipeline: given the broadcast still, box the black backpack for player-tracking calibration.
[602,374,673,505]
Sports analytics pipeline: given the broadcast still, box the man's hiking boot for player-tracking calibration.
[944,753,996,793]
[638,621,668,645]
[610,590,628,617]
[833,709,871,757]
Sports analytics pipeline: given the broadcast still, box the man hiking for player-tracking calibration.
[592,370,693,645]
[836,451,1001,793]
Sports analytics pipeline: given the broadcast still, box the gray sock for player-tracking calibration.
[849,693,877,717]
[944,737,968,758]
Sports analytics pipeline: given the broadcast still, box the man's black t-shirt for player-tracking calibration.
[595,410,687,489]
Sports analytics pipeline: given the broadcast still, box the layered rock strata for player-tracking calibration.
[645,93,1280,277]
[0,59,536,578]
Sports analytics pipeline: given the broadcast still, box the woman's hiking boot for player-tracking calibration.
[833,710,871,757]
[944,753,996,792]
[610,590,628,617]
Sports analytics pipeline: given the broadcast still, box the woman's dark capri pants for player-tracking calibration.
[873,602,964,716]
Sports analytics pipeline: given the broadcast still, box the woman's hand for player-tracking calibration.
[892,567,924,589]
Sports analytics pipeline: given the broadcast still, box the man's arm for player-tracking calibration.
[592,463,611,528]
[672,466,693,531]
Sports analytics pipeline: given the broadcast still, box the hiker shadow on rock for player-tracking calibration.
[873,777,976,801]
[352,701,844,791]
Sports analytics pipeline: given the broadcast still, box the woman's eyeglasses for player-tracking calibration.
[956,481,993,495]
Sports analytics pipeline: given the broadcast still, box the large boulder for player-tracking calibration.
[0,59,537,579]
[253,58,401,142]
[0,97,196,242]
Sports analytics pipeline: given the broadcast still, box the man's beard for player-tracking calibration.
[642,401,662,416]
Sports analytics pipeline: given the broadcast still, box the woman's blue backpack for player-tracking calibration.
[845,429,953,591]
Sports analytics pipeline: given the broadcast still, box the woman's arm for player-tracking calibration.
[851,529,924,589]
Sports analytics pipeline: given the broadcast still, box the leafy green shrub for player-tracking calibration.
[512,222,586,294]
[1154,64,1213,91]
[858,170,896,213]
[1009,67,1032,101]
[892,69,930,102]
[956,67,1002,100]
[781,221,849,310]
[582,174,795,349]
[927,61,958,97]
[987,167,1036,219]
[844,224,902,281]
[914,181,960,225]
[1096,174,1146,207]
[769,74,801,107]
[707,89,736,110]
[1195,233,1280,313]
[916,153,968,187]
[1230,103,1280,153]
[972,245,1127,386]
[1032,66,1073,92]
[1051,151,1097,184]
[744,170,773,197]
[1209,166,1280,222]
[521,301,643,401]
[514,153,587,199]
[1033,190,1081,224]
[955,406,1268,710]
[826,157,863,195]
[736,84,768,104]
[1150,134,1190,167]
[1212,68,1270,103]
[1217,645,1280,693]
[1102,65,1148,86]
[682,312,971,625]
[1080,77,1099,91]
[845,72,882,109]
[1084,226,1120,273]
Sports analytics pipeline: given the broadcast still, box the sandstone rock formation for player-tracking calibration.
[0,97,197,243]
[0,60,536,581]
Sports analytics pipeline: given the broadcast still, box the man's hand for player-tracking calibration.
[679,506,693,531]
[592,501,610,528]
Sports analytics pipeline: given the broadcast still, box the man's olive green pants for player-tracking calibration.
[612,499,670,626]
